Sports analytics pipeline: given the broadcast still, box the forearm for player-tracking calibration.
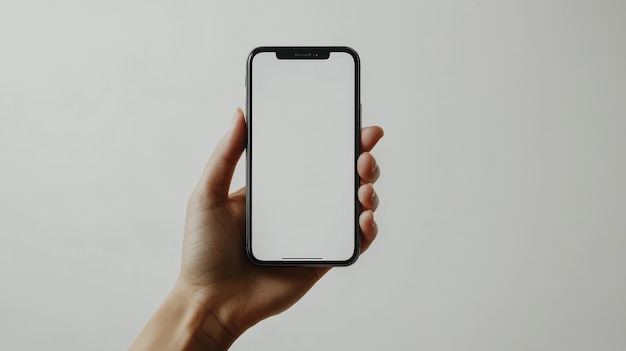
[130,283,236,351]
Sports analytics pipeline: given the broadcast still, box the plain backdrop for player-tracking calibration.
[1,1,625,350]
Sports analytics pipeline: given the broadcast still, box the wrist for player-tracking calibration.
[130,282,237,351]
[171,281,238,350]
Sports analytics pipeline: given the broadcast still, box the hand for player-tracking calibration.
[131,108,383,350]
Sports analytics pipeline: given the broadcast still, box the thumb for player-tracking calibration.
[195,108,246,206]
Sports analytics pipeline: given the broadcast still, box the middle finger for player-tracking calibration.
[357,152,380,184]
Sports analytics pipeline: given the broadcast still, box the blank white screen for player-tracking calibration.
[250,51,356,262]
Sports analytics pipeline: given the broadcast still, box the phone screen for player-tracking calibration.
[247,47,360,265]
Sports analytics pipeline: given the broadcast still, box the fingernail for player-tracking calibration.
[372,158,377,172]
[371,187,376,201]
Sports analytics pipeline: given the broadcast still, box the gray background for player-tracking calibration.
[1,0,625,350]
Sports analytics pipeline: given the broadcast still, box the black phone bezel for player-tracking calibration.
[245,46,362,267]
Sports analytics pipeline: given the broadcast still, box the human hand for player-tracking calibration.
[131,108,383,350]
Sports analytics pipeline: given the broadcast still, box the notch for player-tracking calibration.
[276,48,330,59]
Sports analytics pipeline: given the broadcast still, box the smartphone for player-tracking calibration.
[246,46,361,266]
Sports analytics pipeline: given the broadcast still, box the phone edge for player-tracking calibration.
[245,46,362,267]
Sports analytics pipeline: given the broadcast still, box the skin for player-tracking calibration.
[131,108,384,350]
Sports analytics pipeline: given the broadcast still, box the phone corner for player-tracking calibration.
[245,245,266,266]
[247,46,267,65]
[338,46,360,64]
[337,247,361,267]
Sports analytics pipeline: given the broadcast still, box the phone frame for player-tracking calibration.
[245,46,362,266]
